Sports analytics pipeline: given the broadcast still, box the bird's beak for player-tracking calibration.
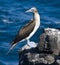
[25,9,32,12]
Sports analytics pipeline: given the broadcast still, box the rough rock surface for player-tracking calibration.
[19,28,60,65]
[44,28,60,55]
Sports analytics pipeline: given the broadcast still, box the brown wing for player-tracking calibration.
[11,20,35,45]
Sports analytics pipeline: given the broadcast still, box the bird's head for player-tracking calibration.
[26,7,37,13]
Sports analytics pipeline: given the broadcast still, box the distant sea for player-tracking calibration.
[0,0,60,65]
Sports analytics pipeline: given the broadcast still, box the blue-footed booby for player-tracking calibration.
[7,7,40,54]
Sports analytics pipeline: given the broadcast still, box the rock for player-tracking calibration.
[57,59,60,65]
[44,28,60,55]
[19,47,55,65]
[45,55,55,64]
[37,33,48,51]
[19,28,60,65]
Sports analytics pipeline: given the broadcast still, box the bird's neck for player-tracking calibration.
[33,12,40,23]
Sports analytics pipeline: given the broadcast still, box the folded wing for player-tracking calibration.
[11,20,35,46]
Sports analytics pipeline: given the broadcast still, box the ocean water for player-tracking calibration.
[0,0,60,65]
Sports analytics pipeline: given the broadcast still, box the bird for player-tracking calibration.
[7,7,40,54]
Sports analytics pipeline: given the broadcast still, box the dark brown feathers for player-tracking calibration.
[11,20,35,46]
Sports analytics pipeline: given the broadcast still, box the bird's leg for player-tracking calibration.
[27,39,30,43]
[27,39,31,47]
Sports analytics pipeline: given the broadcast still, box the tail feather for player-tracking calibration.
[6,39,25,55]
[6,43,17,55]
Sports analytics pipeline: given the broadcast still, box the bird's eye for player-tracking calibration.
[31,9,34,12]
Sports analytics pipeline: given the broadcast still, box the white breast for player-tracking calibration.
[26,13,40,40]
